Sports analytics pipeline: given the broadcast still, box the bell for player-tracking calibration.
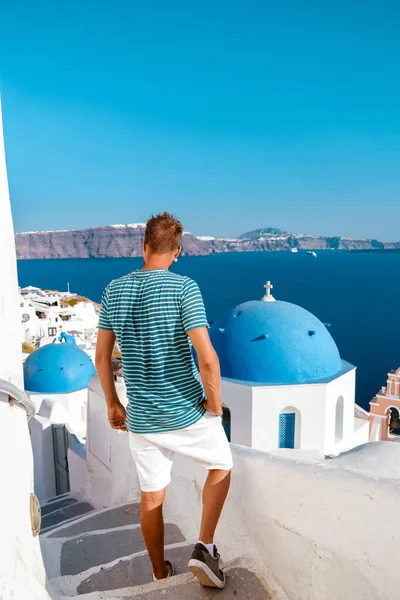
[389,410,400,431]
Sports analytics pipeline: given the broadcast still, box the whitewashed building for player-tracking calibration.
[25,335,96,503]
[209,282,369,456]
[0,99,51,599]
[20,286,99,358]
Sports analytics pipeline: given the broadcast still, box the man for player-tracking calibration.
[95,212,232,589]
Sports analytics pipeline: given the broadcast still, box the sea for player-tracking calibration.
[17,251,400,411]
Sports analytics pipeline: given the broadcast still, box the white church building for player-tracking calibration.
[210,282,370,456]
[24,333,96,503]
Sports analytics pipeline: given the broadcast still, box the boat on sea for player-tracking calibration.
[307,251,317,257]
[291,248,298,253]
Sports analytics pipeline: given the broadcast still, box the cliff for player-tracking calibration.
[15,224,400,259]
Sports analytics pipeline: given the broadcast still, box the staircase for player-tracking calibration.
[40,494,273,600]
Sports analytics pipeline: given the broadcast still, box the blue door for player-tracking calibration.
[279,413,295,449]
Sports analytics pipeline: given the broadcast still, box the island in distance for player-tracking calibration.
[15,224,400,259]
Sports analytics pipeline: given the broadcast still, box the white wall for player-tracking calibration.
[370,415,384,442]
[0,100,23,388]
[164,444,400,600]
[221,379,253,445]
[252,383,328,452]
[0,392,51,600]
[324,369,359,455]
[68,442,88,500]
[82,377,140,509]
[221,368,366,456]
[28,388,88,438]
[72,378,400,600]
[20,298,45,343]
[30,415,58,504]
[0,102,50,599]
[70,301,98,329]
[29,389,89,503]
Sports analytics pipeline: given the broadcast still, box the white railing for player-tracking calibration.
[0,378,36,417]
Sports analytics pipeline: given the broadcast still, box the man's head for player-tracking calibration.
[143,212,183,267]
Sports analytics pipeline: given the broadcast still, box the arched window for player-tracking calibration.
[389,407,400,436]
[279,407,301,449]
[222,406,231,442]
[335,396,344,442]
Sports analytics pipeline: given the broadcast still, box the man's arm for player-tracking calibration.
[95,329,127,431]
[189,327,222,416]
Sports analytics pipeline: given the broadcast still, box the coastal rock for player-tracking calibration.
[15,225,400,259]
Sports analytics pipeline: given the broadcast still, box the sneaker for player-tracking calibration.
[188,543,226,589]
[152,560,175,582]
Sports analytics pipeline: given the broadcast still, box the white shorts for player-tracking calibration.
[128,412,233,492]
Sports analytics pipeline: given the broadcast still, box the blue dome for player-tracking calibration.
[209,300,342,385]
[24,341,96,393]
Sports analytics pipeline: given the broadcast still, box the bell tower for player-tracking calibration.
[369,368,400,441]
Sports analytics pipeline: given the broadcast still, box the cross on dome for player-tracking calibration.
[262,281,276,302]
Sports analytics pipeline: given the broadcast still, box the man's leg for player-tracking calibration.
[140,488,169,580]
[199,469,231,544]
[129,433,174,580]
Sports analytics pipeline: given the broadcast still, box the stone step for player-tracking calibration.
[46,492,76,504]
[41,496,79,516]
[73,560,274,600]
[134,566,273,600]
[41,501,94,532]
[77,543,194,595]
[60,523,185,577]
[47,503,141,539]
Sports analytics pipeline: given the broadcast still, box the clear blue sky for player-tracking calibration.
[1,0,400,239]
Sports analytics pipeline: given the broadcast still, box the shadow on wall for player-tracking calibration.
[335,396,344,442]
[222,405,231,442]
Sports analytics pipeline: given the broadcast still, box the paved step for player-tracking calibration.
[47,503,140,539]
[77,543,194,595]
[40,501,273,600]
[41,497,79,516]
[60,523,185,577]
[74,561,274,600]
[41,501,94,532]
[47,492,74,503]
[135,566,273,600]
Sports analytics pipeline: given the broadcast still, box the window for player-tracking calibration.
[48,327,57,336]
[335,396,344,442]
[389,407,400,436]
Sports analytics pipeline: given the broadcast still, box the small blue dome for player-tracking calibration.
[209,300,342,385]
[24,340,96,393]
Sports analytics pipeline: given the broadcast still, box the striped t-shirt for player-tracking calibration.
[98,269,208,433]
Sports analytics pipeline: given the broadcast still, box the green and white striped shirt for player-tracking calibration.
[98,269,208,433]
